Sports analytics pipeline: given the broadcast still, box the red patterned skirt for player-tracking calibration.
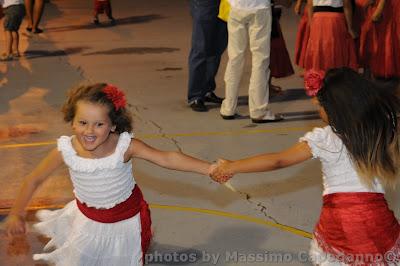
[294,9,309,68]
[313,192,400,265]
[76,185,152,259]
[304,12,358,71]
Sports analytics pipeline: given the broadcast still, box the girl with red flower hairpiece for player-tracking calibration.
[4,83,219,266]
[211,67,400,265]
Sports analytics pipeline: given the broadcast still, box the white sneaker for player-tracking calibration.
[251,110,283,123]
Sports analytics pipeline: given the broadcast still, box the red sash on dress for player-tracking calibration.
[315,192,400,265]
[76,185,152,259]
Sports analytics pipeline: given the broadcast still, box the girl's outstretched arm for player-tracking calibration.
[128,139,211,176]
[215,141,312,177]
[5,148,64,236]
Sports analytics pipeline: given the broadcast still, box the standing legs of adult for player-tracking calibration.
[248,8,271,120]
[25,0,44,33]
[220,8,248,117]
[221,7,281,122]
[188,0,228,112]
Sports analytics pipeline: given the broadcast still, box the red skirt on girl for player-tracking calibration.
[311,192,400,265]
[304,12,358,71]
[359,0,400,78]
[294,9,309,68]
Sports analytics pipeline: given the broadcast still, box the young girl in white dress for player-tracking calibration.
[211,67,400,265]
[4,83,215,266]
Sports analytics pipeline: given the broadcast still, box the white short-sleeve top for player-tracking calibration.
[57,132,136,209]
[300,126,384,195]
[312,0,343,7]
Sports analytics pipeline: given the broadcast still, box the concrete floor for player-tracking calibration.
[1,0,399,265]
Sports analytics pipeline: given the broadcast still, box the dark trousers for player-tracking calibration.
[188,0,228,103]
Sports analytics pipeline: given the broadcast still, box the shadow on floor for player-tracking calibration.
[45,14,165,33]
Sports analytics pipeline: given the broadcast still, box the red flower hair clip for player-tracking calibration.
[102,84,127,111]
[304,69,325,97]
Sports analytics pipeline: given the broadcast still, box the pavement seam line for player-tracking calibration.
[0,125,320,149]
[0,203,312,239]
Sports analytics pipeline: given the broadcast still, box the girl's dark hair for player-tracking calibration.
[62,83,133,134]
[317,67,400,188]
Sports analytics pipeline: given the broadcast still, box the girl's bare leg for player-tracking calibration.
[24,0,33,29]
[11,31,19,56]
[32,0,44,32]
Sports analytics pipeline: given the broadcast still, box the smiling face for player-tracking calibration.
[72,100,116,153]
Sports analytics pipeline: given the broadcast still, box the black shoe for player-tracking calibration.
[26,27,32,32]
[94,18,100,25]
[220,114,237,120]
[204,92,223,104]
[190,99,208,112]
[33,28,43,34]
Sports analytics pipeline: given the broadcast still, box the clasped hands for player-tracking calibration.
[208,159,234,184]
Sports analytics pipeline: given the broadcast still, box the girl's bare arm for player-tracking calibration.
[343,0,358,38]
[307,0,313,23]
[8,148,63,217]
[372,0,385,22]
[128,139,211,176]
[216,141,313,176]
[294,0,304,15]
[5,148,64,236]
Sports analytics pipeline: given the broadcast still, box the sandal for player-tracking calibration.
[12,52,20,58]
[269,84,284,97]
[0,54,13,61]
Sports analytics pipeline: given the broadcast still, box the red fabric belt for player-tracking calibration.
[315,192,400,265]
[76,185,152,257]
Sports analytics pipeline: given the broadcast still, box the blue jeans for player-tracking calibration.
[188,0,228,103]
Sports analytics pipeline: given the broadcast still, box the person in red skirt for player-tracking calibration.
[93,0,115,25]
[211,67,400,265]
[304,0,358,71]
[269,2,295,95]
[294,0,309,70]
[359,0,400,79]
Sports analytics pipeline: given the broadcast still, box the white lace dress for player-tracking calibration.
[33,132,144,266]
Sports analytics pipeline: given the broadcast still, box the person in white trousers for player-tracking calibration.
[220,0,283,123]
